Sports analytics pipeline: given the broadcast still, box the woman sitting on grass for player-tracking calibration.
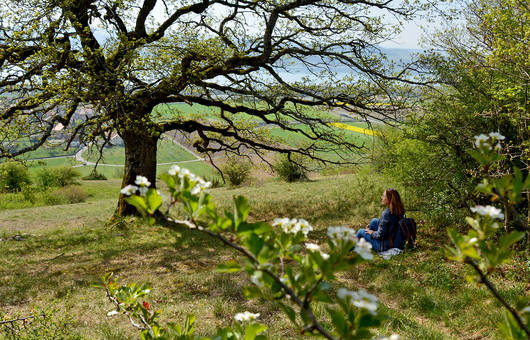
[357,188,405,252]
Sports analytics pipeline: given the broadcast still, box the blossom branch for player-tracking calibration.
[103,280,149,332]
[163,216,338,340]
[467,259,530,336]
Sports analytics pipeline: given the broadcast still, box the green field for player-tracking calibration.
[0,171,523,339]
[84,138,197,164]
[152,102,342,123]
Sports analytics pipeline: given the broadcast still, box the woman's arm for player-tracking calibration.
[370,209,391,240]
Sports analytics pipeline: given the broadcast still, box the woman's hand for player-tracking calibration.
[366,229,373,235]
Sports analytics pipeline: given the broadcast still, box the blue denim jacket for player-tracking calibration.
[371,208,402,251]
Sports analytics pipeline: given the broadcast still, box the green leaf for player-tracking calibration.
[216,260,241,273]
[125,195,148,216]
[234,196,250,228]
[244,323,267,340]
[499,231,524,249]
[328,307,348,337]
[237,222,272,237]
[146,188,162,213]
[159,173,176,190]
[246,234,265,258]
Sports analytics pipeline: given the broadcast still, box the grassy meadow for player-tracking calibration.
[0,170,525,339]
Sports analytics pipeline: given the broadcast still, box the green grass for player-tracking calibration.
[0,170,523,339]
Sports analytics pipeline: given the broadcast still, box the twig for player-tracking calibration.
[467,260,530,336]
[164,216,338,340]
[46,253,65,261]
[103,281,149,331]
[0,313,44,325]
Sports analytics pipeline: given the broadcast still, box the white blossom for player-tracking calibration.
[106,310,119,317]
[305,243,330,260]
[305,243,321,251]
[354,238,373,260]
[337,288,379,315]
[190,179,212,196]
[135,175,151,187]
[250,271,263,288]
[138,186,148,197]
[327,226,356,244]
[470,205,504,219]
[488,132,505,140]
[273,218,313,236]
[234,311,260,323]
[168,165,181,176]
[474,134,490,148]
[178,168,191,179]
[120,184,138,196]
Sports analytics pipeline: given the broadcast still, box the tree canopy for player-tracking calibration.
[0,0,423,215]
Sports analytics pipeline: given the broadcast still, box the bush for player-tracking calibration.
[273,156,307,182]
[35,167,57,190]
[82,170,107,180]
[222,158,251,186]
[0,162,31,192]
[44,185,89,205]
[54,167,81,186]
[36,166,81,189]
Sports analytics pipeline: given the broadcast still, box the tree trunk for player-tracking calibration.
[115,132,159,216]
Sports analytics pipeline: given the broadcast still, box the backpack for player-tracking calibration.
[391,215,417,250]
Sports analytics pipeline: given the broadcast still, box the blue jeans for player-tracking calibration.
[356,218,380,251]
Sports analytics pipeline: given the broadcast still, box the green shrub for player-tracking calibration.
[44,185,89,205]
[273,155,307,182]
[82,170,107,180]
[54,166,81,186]
[0,162,31,192]
[35,167,57,190]
[20,184,36,204]
[222,158,251,186]
[36,166,81,189]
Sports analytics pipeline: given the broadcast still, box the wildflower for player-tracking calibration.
[120,184,138,196]
[327,226,356,244]
[470,205,504,219]
[135,175,151,187]
[143,301,150,310]
[354,238,373,260]
[168,165,181,176]
[234,311,260,322]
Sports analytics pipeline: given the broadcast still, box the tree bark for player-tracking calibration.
[115,132,159,216]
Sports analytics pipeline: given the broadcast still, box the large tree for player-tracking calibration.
[0,0,422,215]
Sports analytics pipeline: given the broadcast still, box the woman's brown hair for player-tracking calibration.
[386,188,405,216]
